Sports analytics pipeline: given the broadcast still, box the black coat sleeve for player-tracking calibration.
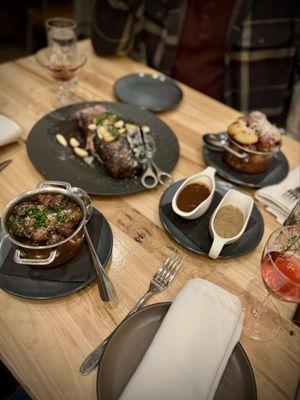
[91,0,144,56]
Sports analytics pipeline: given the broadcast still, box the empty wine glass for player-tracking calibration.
[240,224,300,341]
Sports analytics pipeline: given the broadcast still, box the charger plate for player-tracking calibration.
[97,302,257,400]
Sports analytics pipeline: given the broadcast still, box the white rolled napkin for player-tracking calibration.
[120,278,244,400]
[255,166,300,224]
[0,115,22,147]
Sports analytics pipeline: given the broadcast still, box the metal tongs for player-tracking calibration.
[127,126,173,189]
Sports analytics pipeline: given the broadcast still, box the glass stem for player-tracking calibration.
[55,80,71,103]
[58,82,68,100]
[251,292,270,324]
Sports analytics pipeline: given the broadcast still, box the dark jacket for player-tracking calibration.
[91,0,300,125]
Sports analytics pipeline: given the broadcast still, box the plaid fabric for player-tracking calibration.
[91,0,300,125]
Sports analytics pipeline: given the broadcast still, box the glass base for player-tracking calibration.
[52,79,79,106]
[31,80,79,108]
[52,90,76,106]
[240,292,281,341]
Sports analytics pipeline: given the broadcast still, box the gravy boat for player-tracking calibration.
[172,166,216,220]
[208,189,253,259]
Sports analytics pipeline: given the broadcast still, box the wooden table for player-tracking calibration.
[0,40,299,400]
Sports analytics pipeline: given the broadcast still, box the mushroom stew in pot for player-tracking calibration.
[7,193,83,246]
[1,181,88,268]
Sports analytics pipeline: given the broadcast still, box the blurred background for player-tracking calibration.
[0,0,92,63]
[0,0,299,138]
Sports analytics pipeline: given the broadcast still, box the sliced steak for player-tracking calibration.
[75,105,141,179]
[75,105,107,150]
[93,134,140,178]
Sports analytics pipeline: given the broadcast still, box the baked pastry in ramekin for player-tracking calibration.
[225,111,282,173]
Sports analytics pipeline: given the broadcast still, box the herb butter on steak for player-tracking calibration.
[75,105,141,179]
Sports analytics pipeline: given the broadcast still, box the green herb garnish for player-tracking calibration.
[55,212,69,224]
[280,233,300,258]
[7,216,24,230]
[95,112,118,126]
[108,125,121,139]
[25,208,49,228]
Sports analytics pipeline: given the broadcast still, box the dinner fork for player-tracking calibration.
[80,249,184,375]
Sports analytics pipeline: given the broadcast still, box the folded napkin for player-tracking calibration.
[120,279,244,400]
[255,166,300,224]
[0,115,22,146]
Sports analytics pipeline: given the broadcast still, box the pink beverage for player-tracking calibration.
[261,251,300,302]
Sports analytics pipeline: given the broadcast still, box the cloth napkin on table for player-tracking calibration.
[0,115,22,146]
[119,278,244,400]
[255,166,300,224]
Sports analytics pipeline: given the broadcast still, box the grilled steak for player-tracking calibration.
[93,134,140,178]
[75,104,107,151]
[75,105,141,179]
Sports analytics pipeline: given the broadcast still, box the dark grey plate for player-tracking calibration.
[0,209,112,299]
[114,73,183,111]
[97,302,257,400]
[159,180,264,259]
[203,146,289,188]
[26,101,179,196]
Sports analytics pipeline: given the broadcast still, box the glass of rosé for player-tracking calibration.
[240,224,300,341]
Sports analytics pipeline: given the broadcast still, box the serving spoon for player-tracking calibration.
[203,132,248,160]
[72,187,116,302]
[203,132,229,152]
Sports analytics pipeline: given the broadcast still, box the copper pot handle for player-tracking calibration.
[36,181,72,190]
[14,249,57,265]
[224,144,249,161]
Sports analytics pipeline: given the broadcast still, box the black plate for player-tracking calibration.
[114,73,183,112]
[159,180,264,258]
[97,303,257,400]
[0,209,113,299]
[203,146,289,188]
[26,101,179,196]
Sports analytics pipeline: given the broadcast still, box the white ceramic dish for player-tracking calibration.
[172,166,216,220]
[208,189,254,259]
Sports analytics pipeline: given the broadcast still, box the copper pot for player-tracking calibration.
[1,181,86,268]
[224,137,282,173]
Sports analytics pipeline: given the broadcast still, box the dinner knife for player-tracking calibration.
[0,159,12,172]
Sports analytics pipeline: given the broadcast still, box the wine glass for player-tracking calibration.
[45,17,77,65]
[240,224,300,341]
[35,48,86,105]
[35,17,86,105]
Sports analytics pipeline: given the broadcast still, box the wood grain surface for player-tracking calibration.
[0,40,299,400]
